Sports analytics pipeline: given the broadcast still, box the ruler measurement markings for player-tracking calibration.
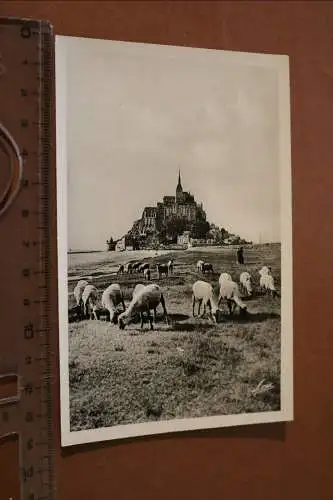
[0,19,53,500]
[1,19,55,500]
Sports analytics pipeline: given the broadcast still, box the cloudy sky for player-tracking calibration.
[57,36,285,251]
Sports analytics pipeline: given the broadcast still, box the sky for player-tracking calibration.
[58,37,284,251]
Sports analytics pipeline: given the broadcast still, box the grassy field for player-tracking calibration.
[67,243,281,431]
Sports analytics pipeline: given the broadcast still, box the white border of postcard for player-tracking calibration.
[55,35,293,447]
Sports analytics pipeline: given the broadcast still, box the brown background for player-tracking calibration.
[0,1,333,499]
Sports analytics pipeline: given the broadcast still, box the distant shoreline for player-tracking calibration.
[68,242,281,256]
[68,250,103,255]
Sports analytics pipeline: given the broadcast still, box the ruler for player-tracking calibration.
[0,17,55,500]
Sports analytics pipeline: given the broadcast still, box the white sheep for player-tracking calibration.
[192,280,218,322]
[218,280,247,316]
[131,283,150,322]
[258,266,271,277]
[218,272,232,287]
[132,283,146,299]
[196,260,204,272]
[118,284,169,330]
[73,279,89,307]
[81,284,99,320]
[260,273,278,297]
[240,271,253,296]
[167,259,174,274]
[95,283,126,324]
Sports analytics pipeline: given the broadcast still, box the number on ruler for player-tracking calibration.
[22,465,34,482]
[24,322,34,338]
[23,383,34,396]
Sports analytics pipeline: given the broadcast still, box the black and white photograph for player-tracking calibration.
[56,35,293,447]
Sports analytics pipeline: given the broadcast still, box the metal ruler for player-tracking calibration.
[0,17,55,500]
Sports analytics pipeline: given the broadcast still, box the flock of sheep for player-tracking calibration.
[71,257,279,331]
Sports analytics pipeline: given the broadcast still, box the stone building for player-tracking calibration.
[132,171,206,238]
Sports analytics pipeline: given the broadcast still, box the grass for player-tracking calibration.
[67,243,281,431]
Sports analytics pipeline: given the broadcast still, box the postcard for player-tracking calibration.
[56,35,293,446]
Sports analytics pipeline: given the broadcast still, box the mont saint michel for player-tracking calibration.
[108,171,249,251]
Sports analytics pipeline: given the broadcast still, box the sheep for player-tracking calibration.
[240,271,253,296]
[258,266,274,294]
[132,283,146,299]
[138,262,150,273]
[259,266,271,277]
[260,273,278,297]
[132,282,158,320]
[124,262,133,274]
[143,267,151,280]
[81,284,99,320]
[117,264,124,275]
[73,279,89,307]
[132,261,142,273]
[218,280,247,317]
[94,283,126,324]
[201,262,214,274]
[156,263,168,279]
[192,280,218,322]
[118,284,169,330]
[196,260,204,272]
[167,259,174,274]
[131,283,149,322]
[218,272,232,287]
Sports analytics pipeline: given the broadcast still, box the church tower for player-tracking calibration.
[176,169,183,203]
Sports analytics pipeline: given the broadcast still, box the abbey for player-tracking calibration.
[131,171,207,238]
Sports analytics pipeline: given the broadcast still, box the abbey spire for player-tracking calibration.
[176,169,183,202]
[177,169,182,190]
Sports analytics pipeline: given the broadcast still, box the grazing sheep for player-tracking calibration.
[132,283,150,321]
[117,264,124,275]
[201,262,214,274]
[143,267,151,280]
[240,271,253,296]
[218,280,247,316]
[139,262,150,273]
[260,273,278,297]
[167,259,174,274]
[118,284,169,330]
[73,279,89,307]
[94,283,126,324]
[196,260,204,272]
[259,266,272,277]
[132,261,142,273]
[81,285,99,320]
[192,280,218,322]
[132,283,146,299]
[132,282,157,320]
[218,272,232,287]
[156,263,168,279]
[124,262,133,274]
